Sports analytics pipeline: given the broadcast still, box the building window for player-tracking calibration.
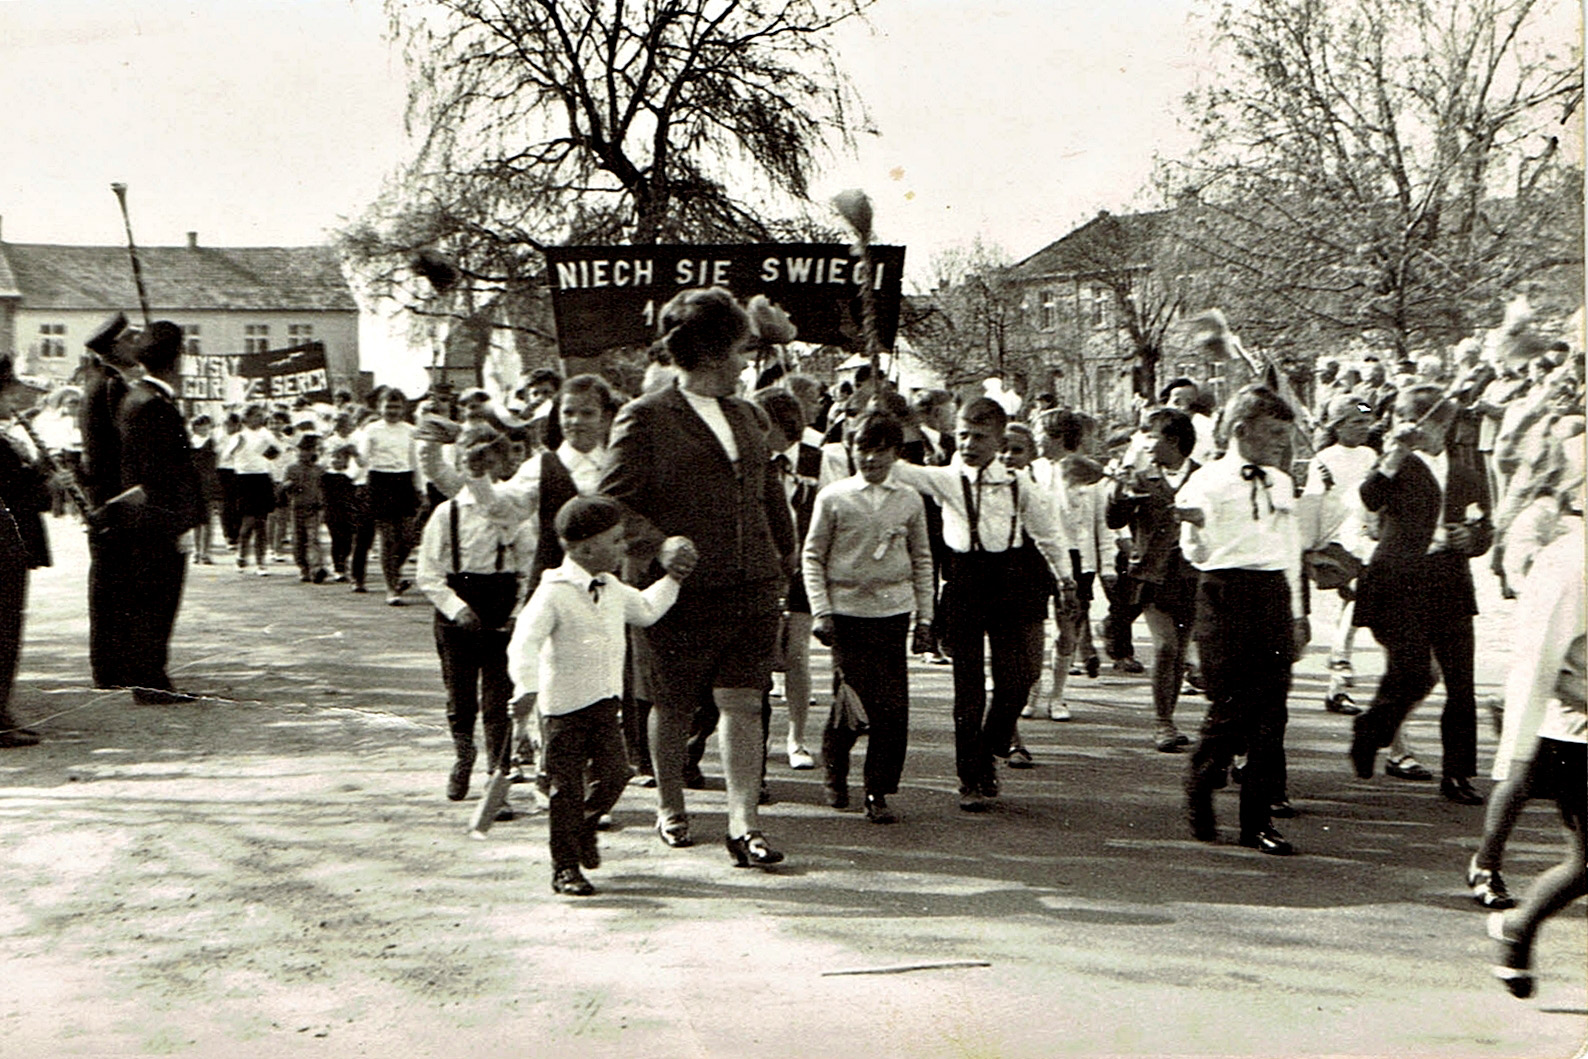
[1040,289,1057,331]
[1092,286,1109,328]
[244,324,270,353]
[287,323,314,345]
[183,324,201,356]
[38,323,66,358]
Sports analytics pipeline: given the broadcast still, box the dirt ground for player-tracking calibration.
[0,517,1583,1059]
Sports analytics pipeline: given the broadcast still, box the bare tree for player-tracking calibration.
[1167,0,1583,358]
[904,240,1032,390]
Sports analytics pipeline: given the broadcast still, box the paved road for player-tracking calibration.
[0,515,1582,1058]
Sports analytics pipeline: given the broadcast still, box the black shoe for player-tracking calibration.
[1440,776,1484,806]
[1385,755,1433,781]
[1182,664,1205,692]
[1348,733,1376,779]
[864,794,898,824]
[1269,799,1297,819]
[958,787,991,812]
[1324,692,1362,716]
[0,727,41,748]
[351,582,367,593]
[1467,856,1516,910]
[1186,789,1216,842]
[1488,912,1534,998]
[1084,655,1100,679]
[725,830,784,868]
[758,782,775,806]
[1112,657,1145,675]
[826,782,850,810]
[447,747,476,802]
[552,867,595,896]
[1229,762,1244,785]
[494,802,516,823]
[1006,744,1034,769]
[1238,826,1294,855]
[682,767,707,790]
[979,773,1000,799]
[579,830,601,870]
[132,687,198,705]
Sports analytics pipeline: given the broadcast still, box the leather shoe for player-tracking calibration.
[725,830,784,868]
[1269,799,1297,819]
[552,867,595,896]
[864,794,898,824]
[1238,826,1294,855]
[656,817,693,848]
[682,767,708,790]
[958,788,991,813]
[826,782,850,810]
[1324,692,1362,716]
[0,727,41,748]
[132,688,198,705]
[493,803,516,823]
[1112,657,1145,675]
[1440,776,1484,805]
[1467,856,1515,910]
[1348,734,1376,779]
[1186,789,1216,842]
[579,830,600,870]
[1385,755,1433,781]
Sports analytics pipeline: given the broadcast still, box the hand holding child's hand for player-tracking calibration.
[660,536,698,580]
[1446,522,1474,553]
[812,615,836,647]
[454,606,482,631]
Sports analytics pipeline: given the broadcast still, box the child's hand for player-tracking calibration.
[454,606,482,631]
[660,536,698,580]
[1291,616,1311,662]
[812,615,836,647]
[911,621,934,655]
[510,693,537,724]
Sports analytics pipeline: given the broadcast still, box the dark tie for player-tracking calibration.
[1240,464,1273,520]
[588,577,604,604]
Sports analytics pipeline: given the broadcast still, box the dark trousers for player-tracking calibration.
[542,698,631,871]
[1104,563,1143,660]
[88,531,131,688]
[1356,614,1478,779]
[0,518,24,715]
[120,534,187,693]
[323,476,357,575]
[945,617,1043,792]
[822,614,911,797]
[291,504,323,574]
[217,467,240,545]
[348,486,375,586]
[376,517,414,593]
[434,616,512,772]
[1186,570,1292,838]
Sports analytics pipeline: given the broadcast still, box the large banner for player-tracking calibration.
[181,342,330,405]
[544,243,906,358]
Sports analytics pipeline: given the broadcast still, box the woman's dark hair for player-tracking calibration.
[851,412,904,453]
[1144,407,1196,458]
[753,386,805,446]
[658,287,751,371]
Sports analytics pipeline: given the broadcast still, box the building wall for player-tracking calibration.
[13,307,359,392]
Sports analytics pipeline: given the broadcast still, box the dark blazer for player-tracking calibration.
[79,359,129,508]
[117,379,206,539]
[0,435,51,567]
[1106,460,1199,586]
[600,384,795,593]
[1353,452,1492,631]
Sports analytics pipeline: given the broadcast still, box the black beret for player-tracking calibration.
[554,495,622,544]
[85,311,128,355]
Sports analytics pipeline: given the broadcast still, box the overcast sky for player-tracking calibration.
[0,0,1210,271]
[0,0,1214,385]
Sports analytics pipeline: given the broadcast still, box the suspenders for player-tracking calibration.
[450,499,507,573]
[959,472,1020,553]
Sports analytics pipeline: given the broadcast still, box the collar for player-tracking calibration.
[544,557,606,586]
[142,375,175,399]
[952,454,1013,483]
[557,441,604,468]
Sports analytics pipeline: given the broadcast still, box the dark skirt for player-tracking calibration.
[233,472,276,520]
[367,470,419,522]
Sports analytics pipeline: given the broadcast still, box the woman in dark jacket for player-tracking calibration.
[600,288,797,866]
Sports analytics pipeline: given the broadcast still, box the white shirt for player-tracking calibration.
[1303,443,1377,557]
[231,426,280,475]
[359,419,417,473]
[890,456,1073,582]
[1177,453,1303,614]
[415,493,538,623]
[680,388,739,462]
[1412,449,1450,550]
[323,431,368,485]
[507,559,680,717]
[450,440,606,524]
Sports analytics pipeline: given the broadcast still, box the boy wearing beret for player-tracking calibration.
[508,495,698,896]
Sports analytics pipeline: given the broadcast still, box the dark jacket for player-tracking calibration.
[79,359,129,508]
[1106,460,1199,586]
[116,379,206,539]
[0,434,51,567]
[600,384,795,594]
[1353,452,1492,631]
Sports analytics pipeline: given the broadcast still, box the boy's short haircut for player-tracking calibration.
[1396,382,1452,422]
[784,373,823,415]
[559,373,622,416]
[910,388,953,415]
[1158,376,1197,404]
[1225,385,1295,430]
[296,432,321,452]
[753,386,805,445]
[867,387,911,421]
[851,412,904,453]
[958,396,1008,431]
[1004,422,1035,443]
[555,495,623,544]
[1144,407,1196,458]
[528,368,563,390]
[382,387,408,406]
[462,426,511,465]
[1042,408,1088,451]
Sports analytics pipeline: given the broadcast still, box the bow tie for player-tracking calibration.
[588,577,606,603]
[1240,464,1273,520]
[772,454,792,474]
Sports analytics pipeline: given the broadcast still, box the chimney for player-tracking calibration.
[186,231,198,249]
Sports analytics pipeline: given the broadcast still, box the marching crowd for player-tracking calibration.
[0,287,1581,995]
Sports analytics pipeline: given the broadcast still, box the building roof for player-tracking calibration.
[1006,209,1172,281]
[0,242,356,313]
